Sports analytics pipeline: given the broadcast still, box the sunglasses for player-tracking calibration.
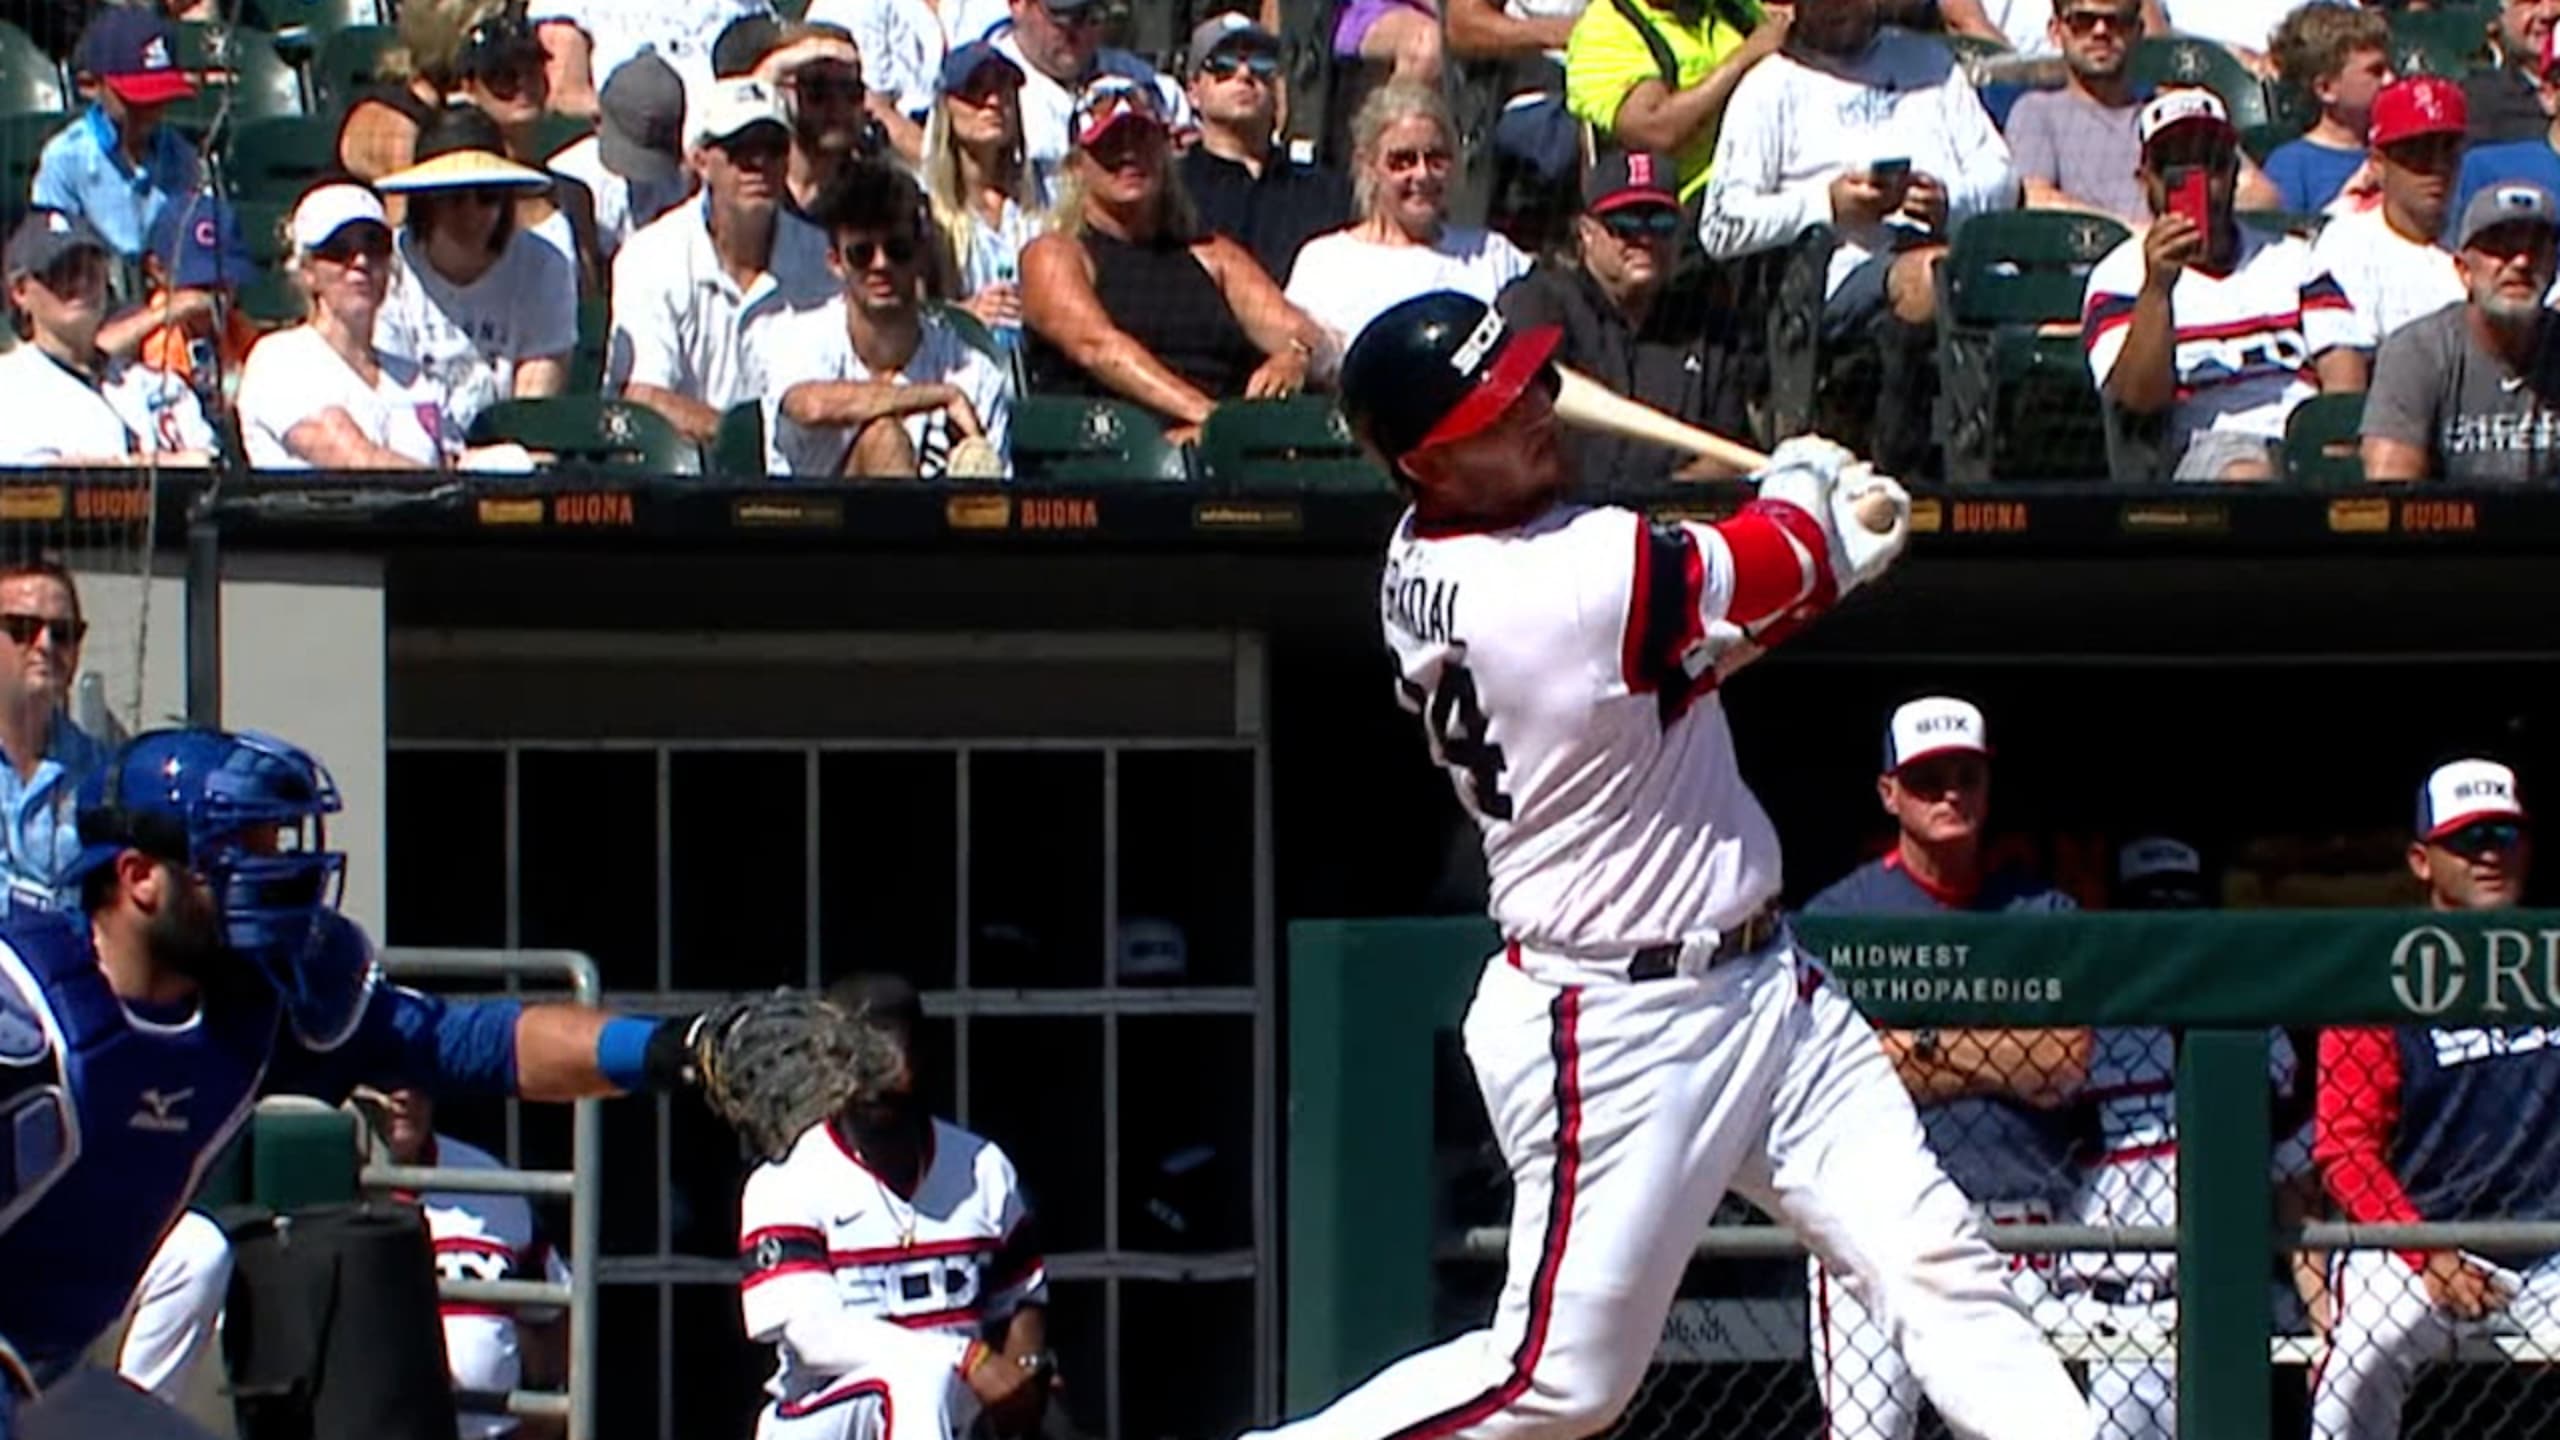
[1382,145,1453,173]
[1600,206,1684,240]
[1896,754,1989,794]
[841,237,918,268]
[1043,1,1106,25]
[313,228,394,264]
[795,71,867,102]
[2059,8,2140,32]
[2440,821,2528,859]
[1,613,87,648]
[1201,51,1281,80]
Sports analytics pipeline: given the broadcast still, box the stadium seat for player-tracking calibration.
[250,1099,360,1211]
[712,401,767,477]
[467,396,703,474]
[310,25,400,114]
[238,268,309,324]
[0,112,72,230]
[2238,122,2294,164]
[2283,393,2365,485]
[246,0,384,41]
[219,115,340,201]
[2387,6,2492,75]
[1934,210,2128,484]
[0,20,71,114]
[1010,397,1189,483]
[233,198,293,264]
[1197,398,1392,492]
[2131,38,2271,130]
[527,111,594,164]
[167,23,308,135]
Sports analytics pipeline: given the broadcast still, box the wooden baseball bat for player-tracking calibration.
[1550,366,1900,534]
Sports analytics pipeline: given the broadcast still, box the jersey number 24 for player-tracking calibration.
[1398,646,1514,821]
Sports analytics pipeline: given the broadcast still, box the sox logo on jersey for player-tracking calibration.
[404,1136,573,1440]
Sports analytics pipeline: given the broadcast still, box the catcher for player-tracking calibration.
[725,974,1053,1440]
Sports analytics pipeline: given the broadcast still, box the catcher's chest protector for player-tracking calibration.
[219,1202,464,1440]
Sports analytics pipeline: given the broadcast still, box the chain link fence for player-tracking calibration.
[1431,1022,2560,1440]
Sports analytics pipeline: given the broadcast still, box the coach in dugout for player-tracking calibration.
[2311,759,2557,1440]
[1802,695,2092,1440]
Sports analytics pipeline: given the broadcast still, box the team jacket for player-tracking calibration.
[0,911,525,1383]
[2317,1023,2560,1268]
[1805,853,2083,1211]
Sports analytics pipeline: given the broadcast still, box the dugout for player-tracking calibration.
[23,472,2560,1440]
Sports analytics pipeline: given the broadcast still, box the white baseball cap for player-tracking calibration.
[2417,758,2527,840]
[693,76,790,149]
[1883,696,1989,773]
[288,183,389,254]
[2136,88,2234,149]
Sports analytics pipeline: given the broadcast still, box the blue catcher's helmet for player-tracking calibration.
[67,729,346,975]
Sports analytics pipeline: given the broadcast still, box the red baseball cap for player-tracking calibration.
[2368,75,2468,150]
[75,9,196,108]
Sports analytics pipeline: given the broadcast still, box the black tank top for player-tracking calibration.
[1029,229,1260,402]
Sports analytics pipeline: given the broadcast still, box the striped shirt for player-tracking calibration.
[2082,224,2333,454]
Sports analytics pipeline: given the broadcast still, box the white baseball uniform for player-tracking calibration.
[737,1116,1046,1440]
[410,1136,574,1440]
[1249,489,2092,1440]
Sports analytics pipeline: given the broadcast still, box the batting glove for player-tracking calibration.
[1833,463,1911,588]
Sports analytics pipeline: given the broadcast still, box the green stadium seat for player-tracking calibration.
[0,21,72,115]
[527,111,595,164]
[2237,208,2325,240]
[712,400,767,477]
[238,268,309,324]
[310,25,400,114]
[250,1100,360,1211]
[1198,398,1392,492]
[2387,7,2492,75]
[246,0,384,41]
[219,115,340,201]
[167,23,308,135]
[2131,38,2271,130]
[2283,392,2365,485]
[233,198,293,265]
[1934,209,2130,484]
[1011,397,1189,483]
[1941,31,2013,86]
[467,396,703,473]
[0,113,72,228]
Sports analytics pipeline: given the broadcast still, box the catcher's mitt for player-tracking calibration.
[690,991,906,1161]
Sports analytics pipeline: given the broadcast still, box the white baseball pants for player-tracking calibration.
[1810,1204,2073,1440]
[116,1212,234,1404]
[756,1352,981,1440]
[2312,1248,2560,1440]
[1250,941,2094,1440]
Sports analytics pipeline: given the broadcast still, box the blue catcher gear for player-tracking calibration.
[66,729,346,1002]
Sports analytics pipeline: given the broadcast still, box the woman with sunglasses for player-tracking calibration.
[1282,83,1530,372]
[374,108,580,443]
[234,183,452,469]
[1020,75,1327,441]
[921,42,1042,341]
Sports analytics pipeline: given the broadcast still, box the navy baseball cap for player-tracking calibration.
[146,198,254,291]
[939,40,1024,95]
[2418,759,2527,840]
[5,209,109,282]
[1883,697,1989,772]
[75,7,197,107]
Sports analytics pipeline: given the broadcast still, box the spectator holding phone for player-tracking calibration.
[2081,91,2348,480]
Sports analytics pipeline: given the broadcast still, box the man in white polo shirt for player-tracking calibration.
[2304,76,2471,393]
[0,208,216,467]
[988,0,1190,206]
[610,76,834,446]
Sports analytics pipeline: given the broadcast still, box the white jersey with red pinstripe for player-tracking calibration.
[2081,226,2332,456]
[415,1135,573,1440]
[737,1116,1044,1436]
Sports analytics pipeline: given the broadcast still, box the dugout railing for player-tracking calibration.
[1287,912,2560,1440]
[368,947,605,1440]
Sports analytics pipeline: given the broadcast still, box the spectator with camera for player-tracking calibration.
[2303,77,2468,393]
[1021,77,1324,439]
[0,211,217,470]
[31,8,202,263]
[1564,0,1792,205]
[766,162,1013,479]
[1697,0,2012,472]
[2082,91,2346,480]
[1285,83,1531,366]
[2361,182,2560,483]
[2313,760,2552,1440]
[1497,150,1749,481]
[611,77,836,446]
[1180,14,1352,287]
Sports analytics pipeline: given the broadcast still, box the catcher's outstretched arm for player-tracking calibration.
[521,1004,648,1102]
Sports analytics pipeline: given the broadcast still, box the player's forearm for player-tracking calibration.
[782,379,948,430]
[1000,1304,1046,1358]
[1888,1027,2088,1106]
[515,1004,663,1101]
[622,383,724,444]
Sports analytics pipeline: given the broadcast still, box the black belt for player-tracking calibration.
[1626,903,1784,982]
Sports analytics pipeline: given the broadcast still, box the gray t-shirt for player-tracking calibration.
[2364,304,2560,483]
[2003,87,2146,227]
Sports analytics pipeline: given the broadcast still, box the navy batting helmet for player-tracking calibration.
[1338,291,1562,475]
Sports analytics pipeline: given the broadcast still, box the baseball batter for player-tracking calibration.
[1247,290,2093,1440]
[735,976,1049,1440]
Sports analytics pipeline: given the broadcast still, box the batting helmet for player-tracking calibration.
[1339,291,1562,474]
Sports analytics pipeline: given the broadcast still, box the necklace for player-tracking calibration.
[868,1167,920,1248]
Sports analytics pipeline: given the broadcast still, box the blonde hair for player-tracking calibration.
[1055,138,1200,243]
[1350,82,1456,220]
[392,0,516,89]
[921,88,1047,280]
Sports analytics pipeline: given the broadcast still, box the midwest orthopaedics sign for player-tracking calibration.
[2389,924,2560,1017]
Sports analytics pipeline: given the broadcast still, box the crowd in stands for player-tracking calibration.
[7,0,2560,483]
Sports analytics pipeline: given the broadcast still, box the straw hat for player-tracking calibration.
[376,107,553,194]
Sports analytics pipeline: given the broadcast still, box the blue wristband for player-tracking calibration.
[596,1015,663,1093]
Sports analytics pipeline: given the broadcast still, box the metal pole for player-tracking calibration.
[2178,1030,2271,1440]
[567,954,602,1440]
[183,507,221,725]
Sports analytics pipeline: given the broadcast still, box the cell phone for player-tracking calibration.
[1869,156,1912,184]
[2166,164,2210,231]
